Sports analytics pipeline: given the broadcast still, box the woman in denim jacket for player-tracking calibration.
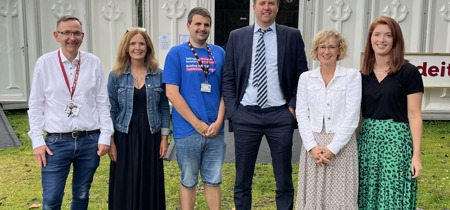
[295,30,361,209]
[107,27,170,210]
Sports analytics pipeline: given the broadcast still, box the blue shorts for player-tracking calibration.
[174,133,226,188]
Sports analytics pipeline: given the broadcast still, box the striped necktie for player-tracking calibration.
[253,28,271,108]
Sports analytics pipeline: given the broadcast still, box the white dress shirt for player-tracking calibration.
[241,22,285,107]
[295,65,361,154]
[28,49,114,149]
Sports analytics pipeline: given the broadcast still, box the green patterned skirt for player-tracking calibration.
[357,118,417,210]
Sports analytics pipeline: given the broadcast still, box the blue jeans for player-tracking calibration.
[41,132,100,210]
[174,133,226,188]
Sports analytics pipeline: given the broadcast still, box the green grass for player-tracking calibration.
[417,121,450,209]
[0,110,449,209]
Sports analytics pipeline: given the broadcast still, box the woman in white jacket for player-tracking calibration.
[295,29,361,210]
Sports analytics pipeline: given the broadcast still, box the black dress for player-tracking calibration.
[109,87,166,210]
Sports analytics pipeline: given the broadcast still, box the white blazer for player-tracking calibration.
[295,65,362,155]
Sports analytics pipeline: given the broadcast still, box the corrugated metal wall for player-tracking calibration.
[1,0,449,119]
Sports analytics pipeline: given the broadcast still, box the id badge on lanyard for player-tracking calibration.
[188,42,215,94]
[58,50,81,117]
[201,76,211,93]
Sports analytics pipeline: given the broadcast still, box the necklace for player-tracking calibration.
[132,69,146,88]
[374,65,390,74]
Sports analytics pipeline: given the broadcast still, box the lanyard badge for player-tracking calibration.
[58,50,81,117]
[64,102,79,117]
[188,42,215,93]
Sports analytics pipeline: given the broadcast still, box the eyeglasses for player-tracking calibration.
[57,31,84,37]
[126,27,147,32]
[318,45,338,51]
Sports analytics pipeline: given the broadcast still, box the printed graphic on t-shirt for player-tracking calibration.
[186,57,216,73]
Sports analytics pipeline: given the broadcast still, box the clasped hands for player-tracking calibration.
[309,146,335,166]
[194,120,221,138]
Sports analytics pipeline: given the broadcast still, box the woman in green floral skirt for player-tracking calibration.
[358,16,423,209]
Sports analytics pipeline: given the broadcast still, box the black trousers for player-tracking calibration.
[232,104,295,210]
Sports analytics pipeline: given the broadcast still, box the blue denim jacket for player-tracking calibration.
[107,67,170,135]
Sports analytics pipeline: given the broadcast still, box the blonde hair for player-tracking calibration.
[310,29,349,61]
[112,30,159,76]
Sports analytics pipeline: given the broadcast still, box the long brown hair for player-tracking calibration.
[361,16,407,75]
[112,29,159,76]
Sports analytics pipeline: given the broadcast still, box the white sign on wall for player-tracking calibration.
[178,34,190,45]
[405,53,450,87]
[159,33,171,50]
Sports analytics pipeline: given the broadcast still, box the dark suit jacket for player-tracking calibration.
[222,24,308,119]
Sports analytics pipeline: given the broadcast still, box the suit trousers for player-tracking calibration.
[232,104,295,210]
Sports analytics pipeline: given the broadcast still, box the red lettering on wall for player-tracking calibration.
[416,61,450,77]
[441,62,445,77]
[447,62,450,76]
[417,62,427,76]
[429,66,439,76]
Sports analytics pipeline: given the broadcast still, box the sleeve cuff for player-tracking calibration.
[98,133,111,146]
[326,143,340,155]
[303,141,318,152]
[31,136,46,149]
[161,128,171,136]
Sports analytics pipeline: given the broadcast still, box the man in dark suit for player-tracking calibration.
[222,0,308,209]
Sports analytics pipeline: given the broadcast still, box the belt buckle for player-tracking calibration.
[71,131,79,138]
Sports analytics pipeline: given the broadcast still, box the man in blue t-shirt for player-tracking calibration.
[163,7,226,210]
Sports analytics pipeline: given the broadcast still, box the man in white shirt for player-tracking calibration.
[27,15,113,210]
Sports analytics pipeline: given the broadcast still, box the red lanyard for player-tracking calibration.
[58,50,81,100]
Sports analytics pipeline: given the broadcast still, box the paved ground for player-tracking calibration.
[166,120,303,164]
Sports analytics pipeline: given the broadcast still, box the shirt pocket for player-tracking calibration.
[152,87,163,103]
[329,84,346,105]
[306,84,321,105]
[117,87,127,106]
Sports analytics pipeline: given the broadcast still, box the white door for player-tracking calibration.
[0,0,135,109]
[0,0,28,104]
